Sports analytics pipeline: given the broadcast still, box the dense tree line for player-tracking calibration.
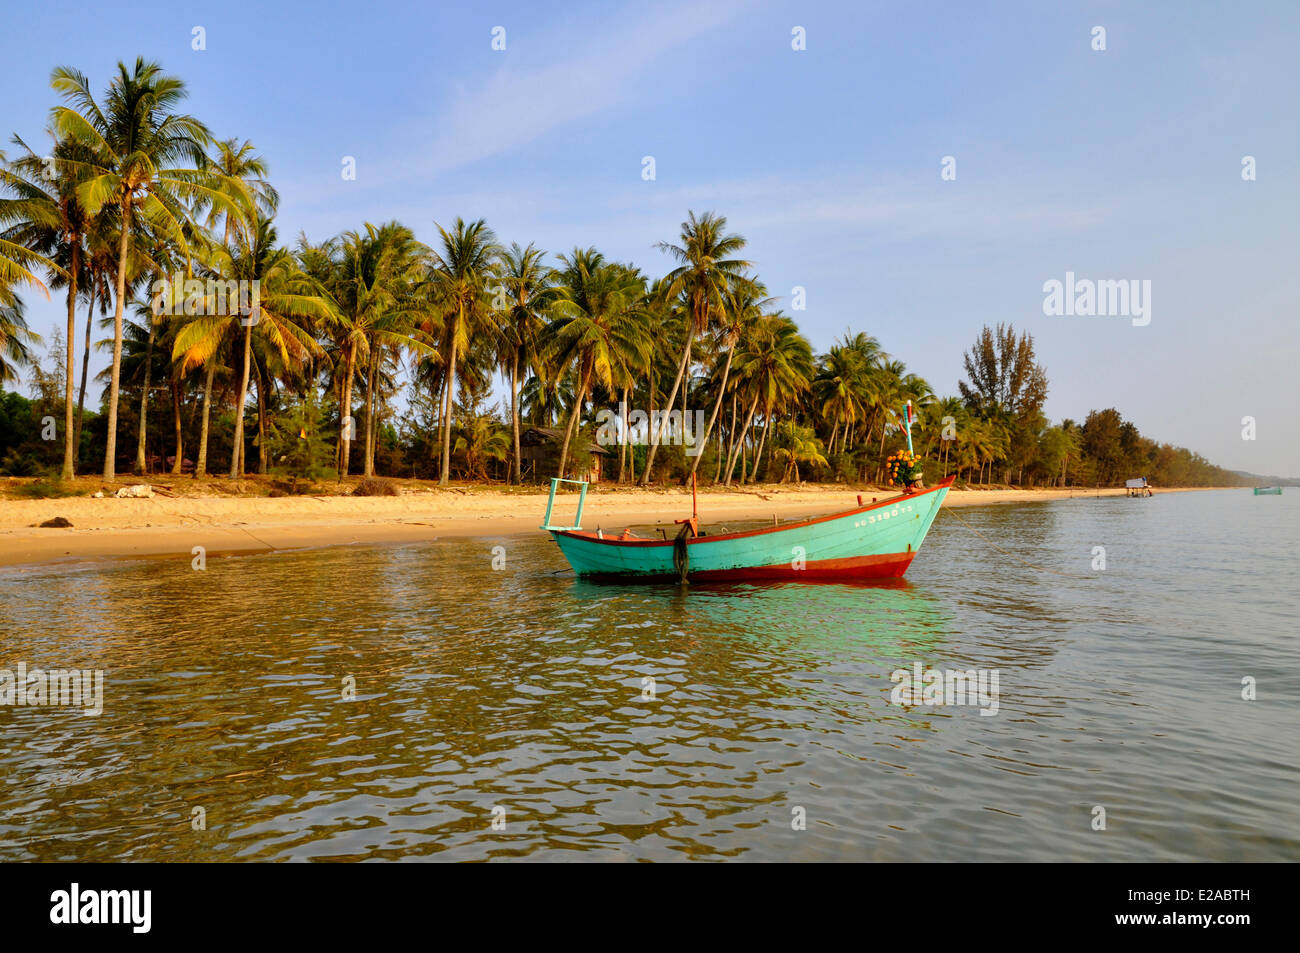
[0,60,1244,491]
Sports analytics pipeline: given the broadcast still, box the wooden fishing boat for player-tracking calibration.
[541,475,954,582]
[1254,486,1283,495]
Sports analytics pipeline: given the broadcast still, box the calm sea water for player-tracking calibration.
[1,489,1296,862]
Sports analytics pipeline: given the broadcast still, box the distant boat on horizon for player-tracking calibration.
[1253,486,1283,495]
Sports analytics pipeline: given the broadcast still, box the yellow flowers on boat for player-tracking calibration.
[886,450,923,487]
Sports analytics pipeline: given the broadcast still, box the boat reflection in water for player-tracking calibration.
[566,572,953,661]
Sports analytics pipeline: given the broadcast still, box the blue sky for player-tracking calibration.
[5,0,1298,475]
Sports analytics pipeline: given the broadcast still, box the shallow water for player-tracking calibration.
[0,489,1296,861]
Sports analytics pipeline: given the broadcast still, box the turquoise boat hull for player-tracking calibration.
[549,477,953,582]
[1254,486,1283,495]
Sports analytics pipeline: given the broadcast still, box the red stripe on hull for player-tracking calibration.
[678,550,916,582]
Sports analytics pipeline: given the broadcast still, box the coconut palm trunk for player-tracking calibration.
[74,285,94,453]
[750,401,773,484]
[135,315,155,474]
[435,375,445,469]
[618,387,629,483]
[195,358,215,477]
[688,342,734,479]
[228,316,253,479]
[638,367,654,484]
[724,392,759,485]
[510,350,522,484]
[339,344,356,478]
[716,393,737,483]
[103,203,130,481]
[557,365,592,479]
[639,338,690,484]
[256,373,268,473]
[439,336,457,485]
[363,348,378,477]
[171,378,183,474]
[722,394,739,478]
[61,242,80,480]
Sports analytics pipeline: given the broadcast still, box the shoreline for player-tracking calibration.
[0,482,1236,570]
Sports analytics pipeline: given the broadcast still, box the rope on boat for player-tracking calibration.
[939,507,1094,579]
[673,524,691,584]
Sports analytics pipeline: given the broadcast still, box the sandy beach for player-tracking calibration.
[0,479,1234,569]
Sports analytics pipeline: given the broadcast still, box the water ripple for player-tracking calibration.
[0,491,1296,860]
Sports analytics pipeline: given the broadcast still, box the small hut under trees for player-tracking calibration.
[519,427,608,483]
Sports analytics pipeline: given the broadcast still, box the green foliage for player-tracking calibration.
[13,477,76,498]
[0,359,63,475]
[771,420,826,483]
[268,393,336,481]
[452,407,510,481]
[826,451,857,483]
[958,323,1048,418]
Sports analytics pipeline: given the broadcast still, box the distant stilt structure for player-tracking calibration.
[1125,477,1151,498]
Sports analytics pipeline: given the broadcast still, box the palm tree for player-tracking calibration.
[187,137,278,477]
[688,275,770,480]
[545,249,648,478]
[723,364,762,486]
[134,300,161,474]
[49,58,237,480]
[607,281,658,483]
[770,421,827,483]
[642,211,749,484]
[958,417,1008,484]
[188,315,229,478]
[424,218,499,485]
[814,331,882,456]
[172,218,331,477]
[0,136,90,478]
[197,139,278,246]
[519,350,572,429]
[494,242,554,483]
[844,332,886,454]
[814,346,857,456]
[865,360,907,480]
[0,247,49,309]
[728,313,813,484]
[632,279,681,482]
[129,224,186,475]
[324,222,429,477]
[74,218,119,455]
[118,302,176,472]
[928,396,967,476]
[453,409,510,481]
[0,154,55,312]
[0,297,39,385]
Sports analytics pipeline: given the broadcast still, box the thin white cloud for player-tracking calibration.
[422,0,753,177]
[275,0,755,215]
